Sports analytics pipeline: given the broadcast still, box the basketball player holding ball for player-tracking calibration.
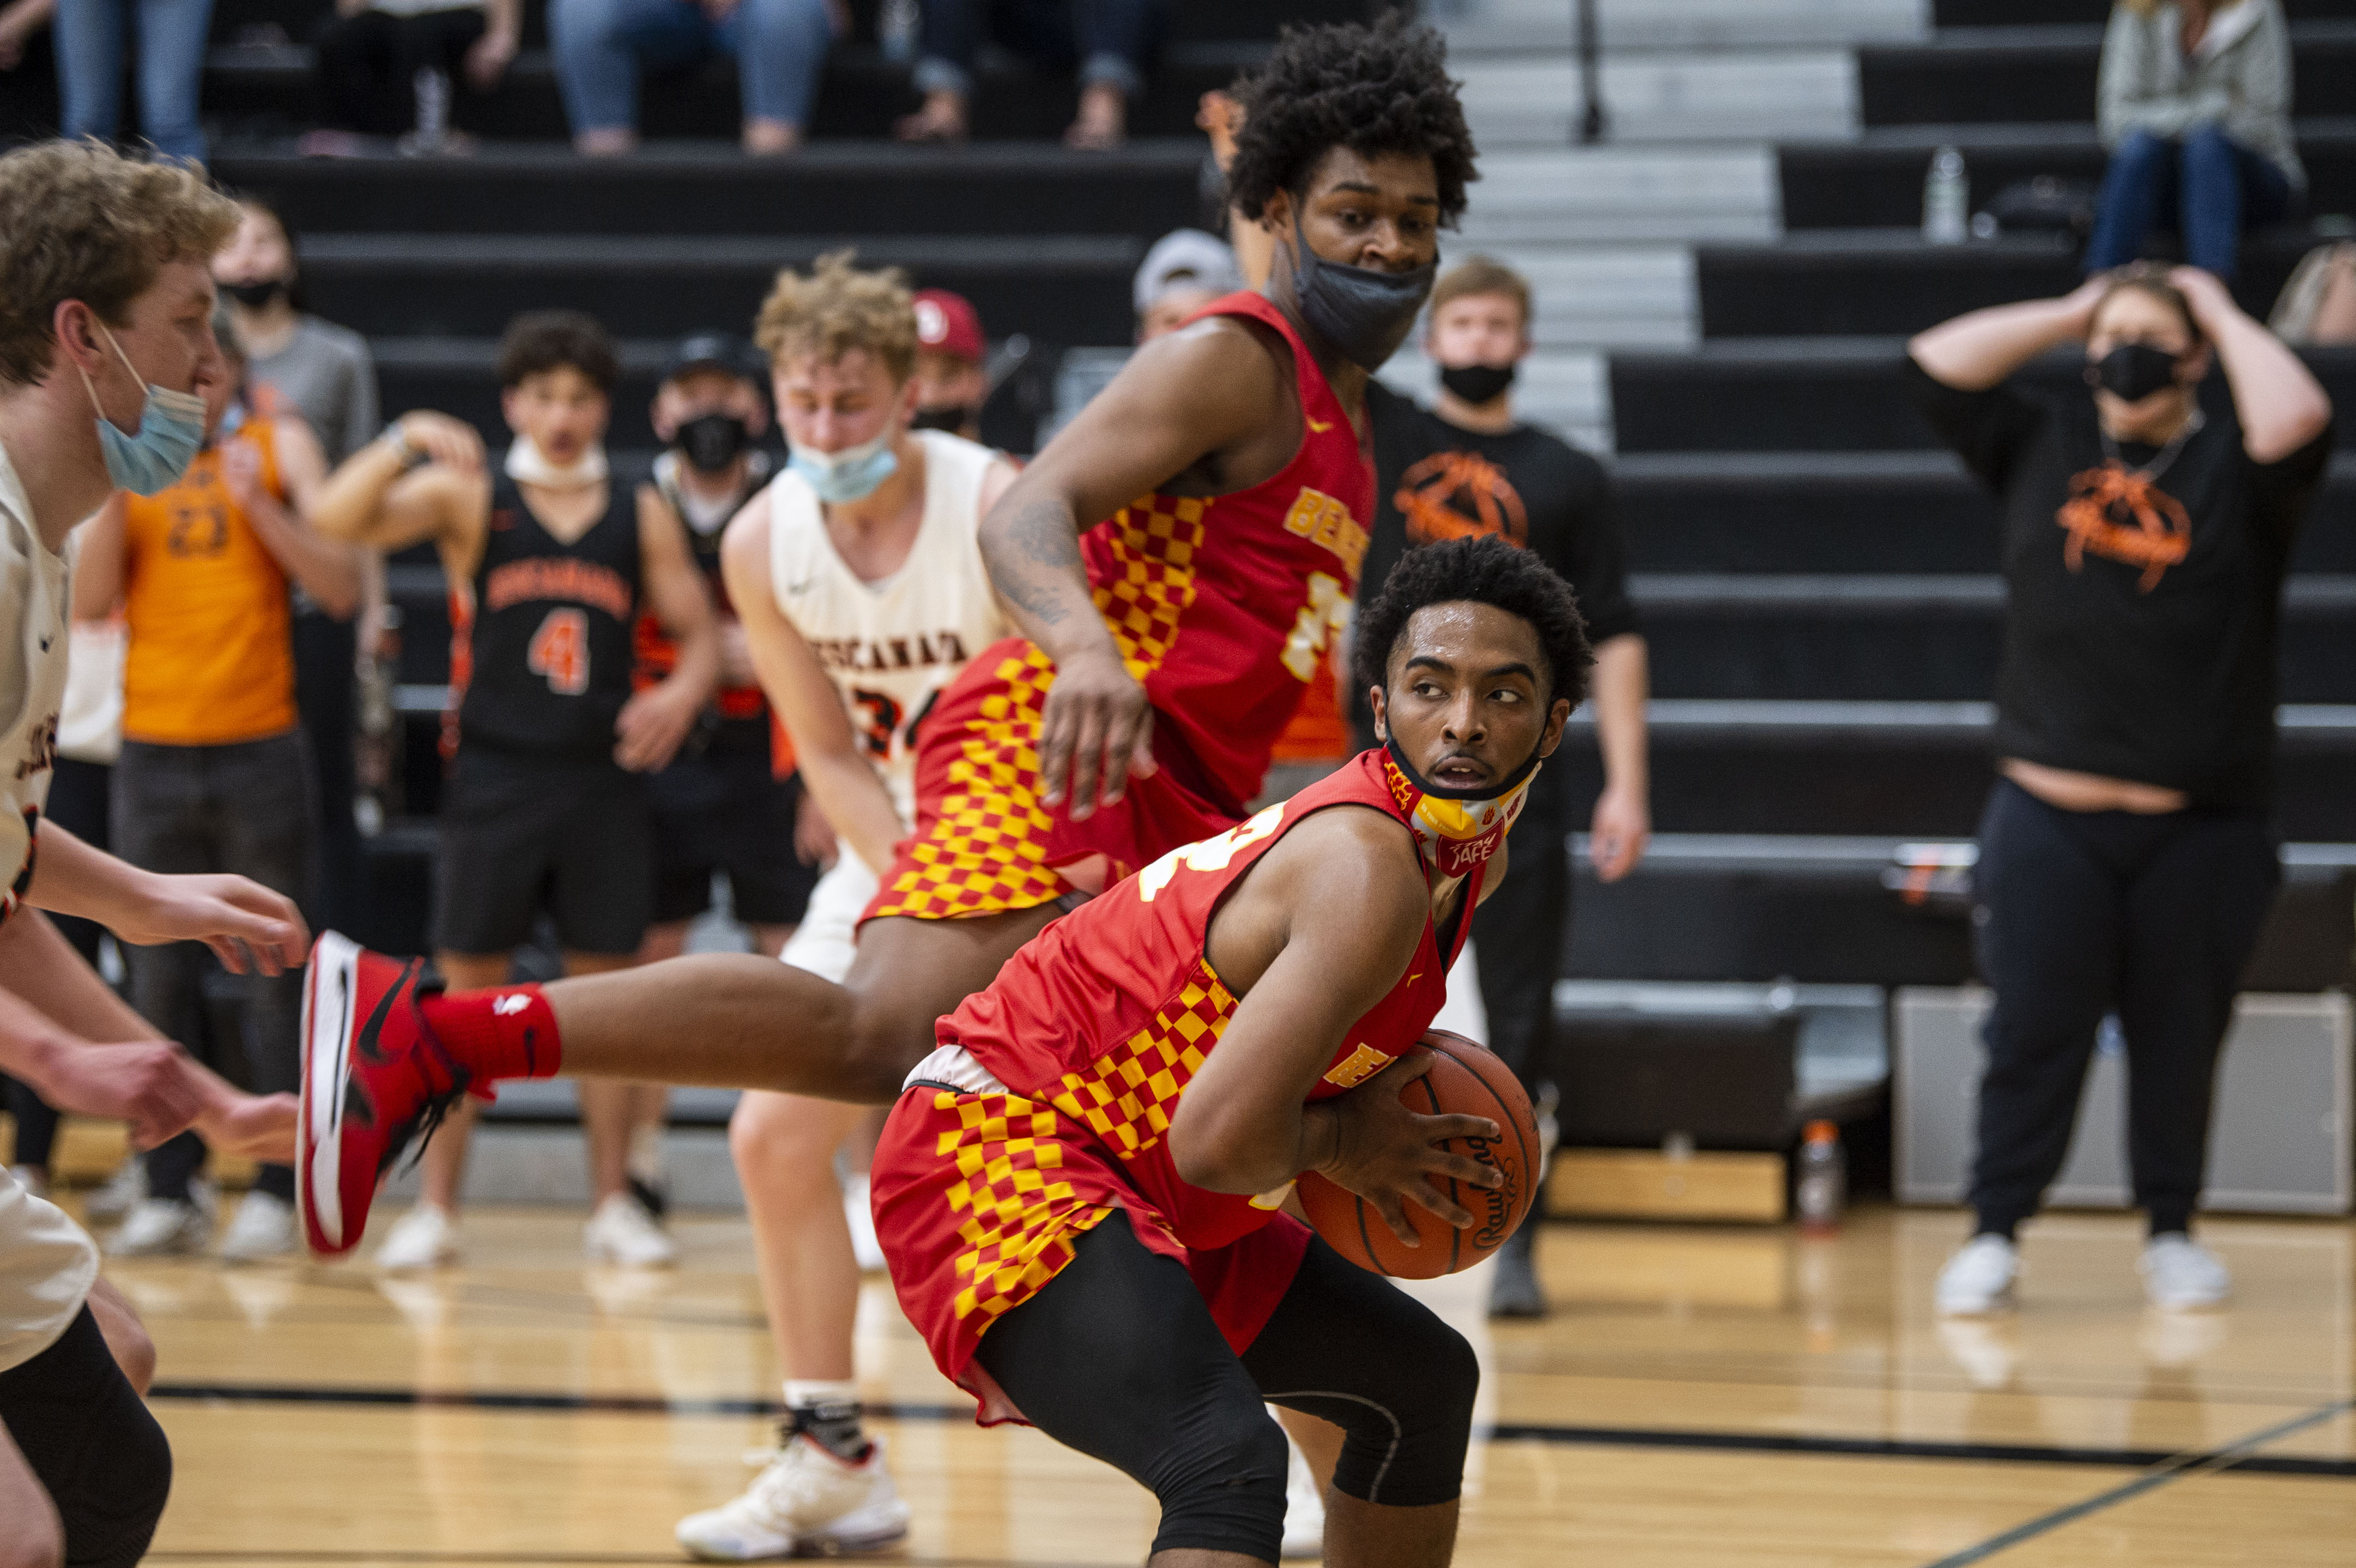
[868,535,1583,1567]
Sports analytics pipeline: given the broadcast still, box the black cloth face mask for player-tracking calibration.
[1439,362,1517,405]
[677,412,750,474]
[910,404,977,433]
[1291,212,1436,372]
[225,277,289,309]
[2086,342,2184,403]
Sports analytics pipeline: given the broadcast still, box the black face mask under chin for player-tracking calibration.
[676,412,750,474]
[1439,362,1516,406]
[909,404,977,433]
[2086,342,2185,404]
[225,277,289,310]
[1290,213,1436,372]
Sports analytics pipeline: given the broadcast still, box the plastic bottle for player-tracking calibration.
[1923,146,1969,245]
[1796,1120,1845,1234]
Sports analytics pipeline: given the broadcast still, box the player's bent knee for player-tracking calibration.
[1143,1397,1289,1560]
[1325,1318,1476,1510]
[62,1383,172,1568]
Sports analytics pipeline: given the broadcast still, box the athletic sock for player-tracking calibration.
[784,1379,869,1463]
[419,984,564,1085]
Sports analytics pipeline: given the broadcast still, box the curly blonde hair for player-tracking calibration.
[754,251,919,384]
[0,141,240,390]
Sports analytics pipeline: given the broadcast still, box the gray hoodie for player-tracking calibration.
[2098,0,2303,189]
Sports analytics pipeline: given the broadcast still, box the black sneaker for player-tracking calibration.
[1488,1222,1547,1319]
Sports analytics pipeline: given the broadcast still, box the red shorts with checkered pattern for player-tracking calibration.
[861,638,1245,924]
[870,1081,1312,1425]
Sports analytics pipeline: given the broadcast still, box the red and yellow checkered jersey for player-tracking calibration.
[932,748,1476,1254]
[1079,290,1373,812]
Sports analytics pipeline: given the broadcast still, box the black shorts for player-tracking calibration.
[645,743,819,927]
[0,1305,173,1568]
[433,747,651,956]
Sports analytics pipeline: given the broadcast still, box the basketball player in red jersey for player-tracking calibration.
[869,538,1585,1567]
[298,19,1480,1266]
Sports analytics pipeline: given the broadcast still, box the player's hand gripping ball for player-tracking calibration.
[1297,1030,1540,1279]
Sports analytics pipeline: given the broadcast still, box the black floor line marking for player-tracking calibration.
[1919,1399,2356,1568]
[146,1382,2356,1479]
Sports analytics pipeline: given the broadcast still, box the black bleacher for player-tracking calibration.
[1572,0,2356,989]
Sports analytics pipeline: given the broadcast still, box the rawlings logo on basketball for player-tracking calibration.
[1461,1131,1516,1250]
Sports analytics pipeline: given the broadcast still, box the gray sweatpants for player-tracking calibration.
[112,730,318,1203]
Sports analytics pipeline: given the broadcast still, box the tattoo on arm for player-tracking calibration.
[993,497,1086,628]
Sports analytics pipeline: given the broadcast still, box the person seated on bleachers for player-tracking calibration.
[550,0,842,156]
[2086,0,2302,283]
[304,0,519,155]
[1906,263,2333,1317]
[2270,240,2356,344]
[893,0,1165,150]
[52,0,209,161]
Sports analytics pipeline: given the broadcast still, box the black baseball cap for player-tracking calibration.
[663,332,767,389]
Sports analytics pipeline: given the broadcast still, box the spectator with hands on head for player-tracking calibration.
[1906,260,2332,1317]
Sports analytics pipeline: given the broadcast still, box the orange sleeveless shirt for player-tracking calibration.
[120,419,299,746]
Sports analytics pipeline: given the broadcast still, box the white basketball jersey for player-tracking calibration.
[0,445,96,1374]
[0,444,67,922]
[766,429,1012,822]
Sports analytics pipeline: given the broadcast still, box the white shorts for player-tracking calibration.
[777,848,879,985]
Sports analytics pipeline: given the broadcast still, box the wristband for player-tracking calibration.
[383,423,425,470]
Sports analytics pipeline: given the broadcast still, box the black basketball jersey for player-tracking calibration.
[454,473,642,761]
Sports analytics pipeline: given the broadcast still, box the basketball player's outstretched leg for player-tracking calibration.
[296,907,1050,1257]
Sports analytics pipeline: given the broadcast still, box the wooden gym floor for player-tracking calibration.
[59,1197,2356,1567]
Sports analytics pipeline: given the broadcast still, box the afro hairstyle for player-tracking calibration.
[1353,535,1592,713]
[1226,15,1477,229]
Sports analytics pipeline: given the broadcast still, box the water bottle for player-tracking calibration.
[1796,1120,1845,1234]
[408,66,451,156]
[1923,146,1969,246]
[879,0,919,62]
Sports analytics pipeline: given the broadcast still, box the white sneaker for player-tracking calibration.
[375,1203,463,1271]
[843,1174,885,1273]
[218,1190,298,1262]
[584,1191,676,1268]
[108,1197,213,1257]
[1282,1429,1325,1559]
[676,1432,912,1560]
[83,1160,147,1223]
[1935,1234,2019,1316]
[2141,1233,2231,1310]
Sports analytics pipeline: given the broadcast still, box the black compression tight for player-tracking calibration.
[973,1217,1477,1562]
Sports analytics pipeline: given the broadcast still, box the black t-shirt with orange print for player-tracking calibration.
[1352,385,1640,828]
[1905,356,2333,808]
[1359,382,1639,643]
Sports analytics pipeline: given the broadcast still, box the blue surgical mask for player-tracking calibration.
[78,324,208,495]
[788,427,899,504]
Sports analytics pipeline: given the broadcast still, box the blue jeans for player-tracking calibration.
[550,0,833,135]
[912,0,1164,99]
[53,0,213,162]
[2084,124,2294,281]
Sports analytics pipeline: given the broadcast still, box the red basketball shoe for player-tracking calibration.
[298,932,474,1258]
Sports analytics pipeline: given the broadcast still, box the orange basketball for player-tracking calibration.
[1295,1030,1540,1280]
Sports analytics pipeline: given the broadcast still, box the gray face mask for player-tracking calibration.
[1289,212,1436,372]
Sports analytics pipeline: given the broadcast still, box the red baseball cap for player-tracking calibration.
[912,289,985,364]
